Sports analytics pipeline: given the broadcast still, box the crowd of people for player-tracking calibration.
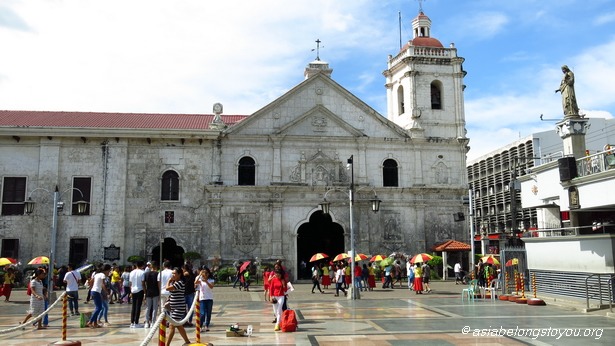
[9,260,215,346]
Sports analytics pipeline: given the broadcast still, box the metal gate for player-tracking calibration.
[500,246,527,295]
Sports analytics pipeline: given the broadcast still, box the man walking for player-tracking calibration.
[143,261,160,328]
[129,261,145,328]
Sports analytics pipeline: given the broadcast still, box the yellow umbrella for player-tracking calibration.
[333,253,350,262]
[354,253,369,261]
[0,257,17,266]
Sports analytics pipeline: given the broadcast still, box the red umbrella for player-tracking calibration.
[309,253,329,262]
[333,253,350,262]
[481,255,500,265]
[354,253,369,261]
[239,261,251,273]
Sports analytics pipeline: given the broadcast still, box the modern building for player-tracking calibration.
[466,118,615,255]
[0,9,470,277]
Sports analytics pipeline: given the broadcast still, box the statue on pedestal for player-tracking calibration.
[555,65,580,118]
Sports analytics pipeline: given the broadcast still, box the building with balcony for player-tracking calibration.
[467,118,615,255]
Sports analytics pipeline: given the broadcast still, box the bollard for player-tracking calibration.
[499,271,510,301]
[159,319,166,346]
[528,272,546,306]
[516,274,527,304]
[195,295,201,344]
[47,294,81,346]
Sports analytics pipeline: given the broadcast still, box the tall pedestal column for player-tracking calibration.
[555,117,590,159]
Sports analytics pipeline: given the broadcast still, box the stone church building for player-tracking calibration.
[0,11,470,276]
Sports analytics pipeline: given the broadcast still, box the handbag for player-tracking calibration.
[271,297,278,304]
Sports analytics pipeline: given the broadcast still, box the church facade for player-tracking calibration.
[0,11,470,276]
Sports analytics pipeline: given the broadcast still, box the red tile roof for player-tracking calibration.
[431,240,471,252]
[0,110,248,129]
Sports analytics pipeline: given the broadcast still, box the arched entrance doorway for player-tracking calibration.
[296,211,344,279]
[151,238,185,268]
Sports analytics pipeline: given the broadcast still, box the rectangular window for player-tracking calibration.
[69,238,88,266]
[72,177,91,215]
[1,239,19,259]
[1,177,26,215]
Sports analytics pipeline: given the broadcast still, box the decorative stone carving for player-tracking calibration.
[232,213,260,255]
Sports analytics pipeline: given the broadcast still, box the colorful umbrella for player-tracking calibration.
[369,254,387,262]
[0,257,17,266]
[481,255,500,265]
[239,261,251,273]
[28,256,50,265]
[505,258,519,267]
[333,253,350,262]
[309,253,329,262]
[410,253,433,264]
[354,253,369,261]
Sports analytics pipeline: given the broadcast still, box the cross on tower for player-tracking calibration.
[314,39,322,61]
[417,0,426,13]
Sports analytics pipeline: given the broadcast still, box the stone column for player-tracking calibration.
[555,117,590,159]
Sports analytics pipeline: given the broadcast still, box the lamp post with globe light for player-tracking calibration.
[318,155,381,300]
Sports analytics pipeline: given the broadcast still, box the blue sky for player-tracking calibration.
[1,0,614,160]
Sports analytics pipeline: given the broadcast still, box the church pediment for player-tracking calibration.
[273,105,366,137]
[225,74,409,139]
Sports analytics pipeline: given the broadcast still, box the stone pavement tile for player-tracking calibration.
[1,281,615,345]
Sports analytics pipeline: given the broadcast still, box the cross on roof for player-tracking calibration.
[313,39,323,61]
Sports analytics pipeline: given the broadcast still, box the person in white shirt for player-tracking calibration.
[128,261,145,327]
[87,264,111,328]
[63,263,82,316]
[454,262,462,285]
[195,267,215,331]
[158,261,173,300]
[406,261,413,289]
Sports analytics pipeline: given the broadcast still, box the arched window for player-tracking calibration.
[397,85,405,115]
[161,170,179,201]
[431,82,442,109]
[238,156,256,186]
[383,159,399,187]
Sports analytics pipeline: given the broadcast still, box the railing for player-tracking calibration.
[576,150,615,178]
[585,273,614,312]
[388,46,454,67]
[533,270,614,311]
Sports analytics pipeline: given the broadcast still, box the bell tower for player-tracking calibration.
[383,9,467,141]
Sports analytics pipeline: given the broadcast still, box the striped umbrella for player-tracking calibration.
[369,254,387,262]
[309,253,329,262]
[333,253,350,262]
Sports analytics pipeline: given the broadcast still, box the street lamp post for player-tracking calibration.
[24,186,88,298]
[318,155,381,300]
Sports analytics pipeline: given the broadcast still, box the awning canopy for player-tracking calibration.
[431,239,471,252]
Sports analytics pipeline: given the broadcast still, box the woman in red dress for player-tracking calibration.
[413,264,424,294]
[320,264,330,289]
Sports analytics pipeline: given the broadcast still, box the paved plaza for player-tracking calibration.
[1,280,614,345]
